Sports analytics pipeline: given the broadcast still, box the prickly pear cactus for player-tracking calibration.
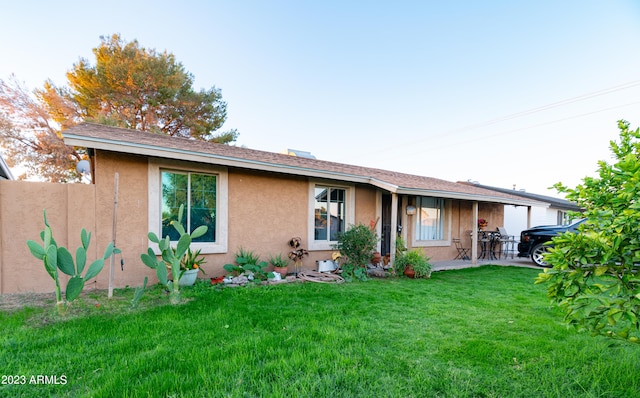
[140,204,207,304]
[27,210,118,314]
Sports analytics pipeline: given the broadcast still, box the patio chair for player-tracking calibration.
[497,227,517,259]
[453,238,471,260]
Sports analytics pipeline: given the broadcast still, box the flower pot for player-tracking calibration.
[179,268,199,286]
[273,266,288,279]
[403,265,416,278]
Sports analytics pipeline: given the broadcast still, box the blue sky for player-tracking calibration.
[2,1,639,196]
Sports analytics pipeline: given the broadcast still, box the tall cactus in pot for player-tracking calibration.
[140,204,208,304]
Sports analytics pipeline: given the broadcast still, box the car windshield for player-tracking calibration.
[569,218,586,227]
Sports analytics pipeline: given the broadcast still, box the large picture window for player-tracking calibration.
[415,197,445,241]
[149,159,228,254]
[161,170,217,242]
[314,186,346,242]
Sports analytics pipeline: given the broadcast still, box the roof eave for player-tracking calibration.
[396,187,545,207]
[64,134,378,185]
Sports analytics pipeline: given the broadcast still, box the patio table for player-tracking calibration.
[475,231,501,260]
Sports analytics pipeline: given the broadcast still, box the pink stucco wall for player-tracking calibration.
[0,180,97,293]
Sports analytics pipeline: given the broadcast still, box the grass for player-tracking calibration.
[1,265,639,397]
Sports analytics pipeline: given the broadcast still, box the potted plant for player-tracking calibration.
[178,247,206,286]
[394,248,432,279]
[269,253,290,278]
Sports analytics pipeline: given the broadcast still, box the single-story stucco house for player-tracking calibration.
[0,123,544,294]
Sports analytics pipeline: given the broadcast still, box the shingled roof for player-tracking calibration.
[63,123,544,206]
[461,181,581,211]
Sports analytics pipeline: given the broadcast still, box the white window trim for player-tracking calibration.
[148,158,228,254]
[412,197,451,247]
[308,180,355,251]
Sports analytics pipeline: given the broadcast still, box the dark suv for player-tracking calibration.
[517,219,586,266]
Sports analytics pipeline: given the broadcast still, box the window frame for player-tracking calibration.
[411,196,451,247]
[148,159,228,254]
[308,181,355,251]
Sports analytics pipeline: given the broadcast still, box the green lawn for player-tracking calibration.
[1,266,639,397]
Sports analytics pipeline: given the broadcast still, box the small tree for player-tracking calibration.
[333,224,378,282]
[536,120,640,343]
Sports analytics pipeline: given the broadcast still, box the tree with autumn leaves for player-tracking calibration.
[0,34,236,182]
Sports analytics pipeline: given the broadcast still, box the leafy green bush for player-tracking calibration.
[536,120,640,343]
[333,224,378,282]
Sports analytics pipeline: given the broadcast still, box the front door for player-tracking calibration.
[381,194,402,256]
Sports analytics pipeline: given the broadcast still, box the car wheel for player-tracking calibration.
[531,243,551,267]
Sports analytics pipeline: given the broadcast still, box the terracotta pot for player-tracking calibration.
[403,265,416,278]
[274,266,288,279]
